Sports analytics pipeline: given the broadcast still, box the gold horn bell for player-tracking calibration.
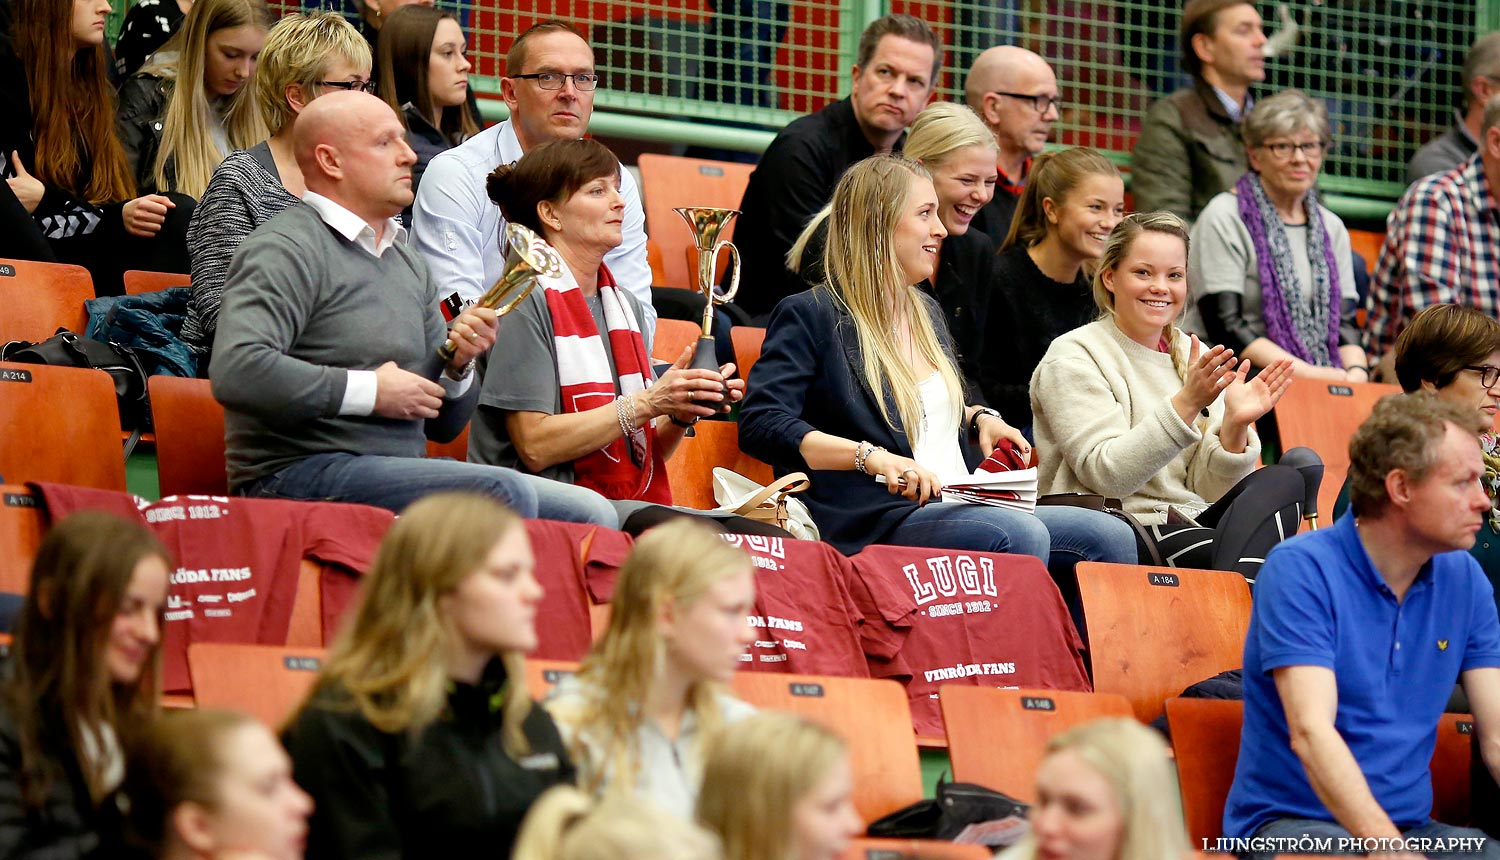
[437,222,563,362]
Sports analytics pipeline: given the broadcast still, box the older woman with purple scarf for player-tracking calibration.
[1185,90,1368,382]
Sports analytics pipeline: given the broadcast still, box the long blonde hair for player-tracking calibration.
[300,493,533,757]
[818,155,966,443]
[1092,211,1193,384]
[551,519,751,794]
[697,713,849,860]
[514,786,722,860]
[143,0,272,197]
[1003,719,1188,860]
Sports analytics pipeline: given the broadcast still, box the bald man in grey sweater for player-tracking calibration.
[210,91,616,525]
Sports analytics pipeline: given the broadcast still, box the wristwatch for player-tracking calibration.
[968,407,1001,436]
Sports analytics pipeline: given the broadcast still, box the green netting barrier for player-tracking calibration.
[117,0,1489,213]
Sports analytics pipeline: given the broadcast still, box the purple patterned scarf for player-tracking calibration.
[1235,172,1343,367]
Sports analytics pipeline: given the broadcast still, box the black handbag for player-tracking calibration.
[2,328,152,454]
[866,777,1028,845]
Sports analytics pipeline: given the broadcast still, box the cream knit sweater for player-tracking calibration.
[1029,319,1261,525]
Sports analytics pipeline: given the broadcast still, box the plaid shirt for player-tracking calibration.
[1364,153,1500,364]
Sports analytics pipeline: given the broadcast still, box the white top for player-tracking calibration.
[546,678,755,819]
[410,119,656,333]
[301,190,469,414]
[911,372,968,481]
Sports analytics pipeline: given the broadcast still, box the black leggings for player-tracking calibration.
[1145,464,1306,582]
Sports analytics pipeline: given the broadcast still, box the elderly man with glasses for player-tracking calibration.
[961,45,1061,245]
[411,20,655,332]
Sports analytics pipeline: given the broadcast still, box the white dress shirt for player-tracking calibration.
[301,190,471,414]
[409,120,657,333]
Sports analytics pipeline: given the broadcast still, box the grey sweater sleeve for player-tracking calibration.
[210,227,349,422]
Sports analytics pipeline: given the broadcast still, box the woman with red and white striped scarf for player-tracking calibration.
[467,138,744,515]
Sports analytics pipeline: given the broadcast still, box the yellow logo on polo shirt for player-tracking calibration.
[1438,640,1450,651]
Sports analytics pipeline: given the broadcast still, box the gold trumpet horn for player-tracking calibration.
[437,222,563,363]
[673,206,740,385]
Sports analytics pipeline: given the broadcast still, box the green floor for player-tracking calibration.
[920,748,951,797]
[126,449,160,500]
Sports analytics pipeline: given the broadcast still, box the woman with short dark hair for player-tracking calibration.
[468,138,742,516]
[1335,303,1500,607]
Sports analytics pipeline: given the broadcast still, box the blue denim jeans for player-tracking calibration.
[1246,816,1498,860]
[885,503,1137,567]
[240,452,619,526]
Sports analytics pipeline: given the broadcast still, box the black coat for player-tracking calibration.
[0,703,126,860]
[739,287,981,554]
[281,659,576,860]
[115,73,170,196]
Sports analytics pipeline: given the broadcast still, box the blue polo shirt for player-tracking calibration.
[1224,511,1500,838]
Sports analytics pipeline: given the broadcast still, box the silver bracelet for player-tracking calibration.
[854,441,885,475]
[615,395,636,439]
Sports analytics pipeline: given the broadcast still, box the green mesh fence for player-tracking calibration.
[917,0,1482,201]
[116,0,1488,207]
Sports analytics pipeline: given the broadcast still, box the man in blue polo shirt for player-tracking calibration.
[1225,392,1500,859]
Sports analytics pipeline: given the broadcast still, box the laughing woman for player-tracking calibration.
[1031,212,1307,579]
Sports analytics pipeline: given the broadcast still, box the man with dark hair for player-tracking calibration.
[962,46,1060,243]
[411,20,655,332]
[212,91,617,525]
[1409,33,1500,185]
[1130,0,1266,223]
[1366,94,1500,373]
[1224,392,1500,859]
[730,13,940,320]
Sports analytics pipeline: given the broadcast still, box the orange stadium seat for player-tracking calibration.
[523,659,580,701]
[730,326,765,379]
[732,672,924,823]
[1273,379,1401,524]
[1166,696,1243,845]
[841,839,995,860]
[1076,561,1252,723]
[0,362,127,491]
[122,269,190,296]
[0,258,92,343]
[1431,713,1475,826]
[664,420,775,510]
[653,318,701,366]
[150,376,228,497]
[939,686,1133,803]
[1347,230,1383,276]
[187,642,326,727]
[637,154,754,290]
[0,485,45,594]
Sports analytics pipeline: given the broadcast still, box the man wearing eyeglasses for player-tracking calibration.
[962,46,1059,244]
[411,20,655,332]
[1131,0,1267,224]
[730,13,941,321]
